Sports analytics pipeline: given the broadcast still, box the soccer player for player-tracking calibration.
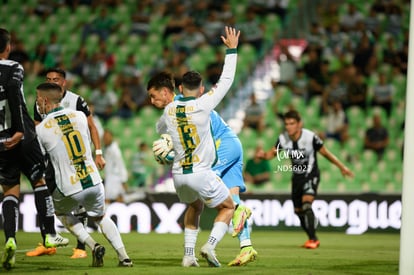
[154,26,240,267]
[0,28,68,270]
[35,82,132,267]
[102,129,129,204]
[27,67,105,258]
[259,110,354,248]
[148,70,257,266]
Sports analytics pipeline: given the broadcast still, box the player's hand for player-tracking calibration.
[221,26,240,49]
[95,155,106,170]
[341,166,354,178]
[4,132,23,150]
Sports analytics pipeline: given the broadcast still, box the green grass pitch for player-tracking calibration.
[6,230,399,274]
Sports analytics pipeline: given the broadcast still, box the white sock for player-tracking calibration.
[240,239,252,248]
[98,216,129,260]
[58,215,91,245]
[84,236,97,250]
[184,228,199,256]
[206,222,228,249]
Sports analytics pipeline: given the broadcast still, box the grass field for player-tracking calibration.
[6,231,399,275]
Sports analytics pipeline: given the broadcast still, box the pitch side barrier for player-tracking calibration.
[0,193,401,234]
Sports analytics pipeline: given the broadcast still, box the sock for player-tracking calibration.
[303,208,317,240]
[301,202,318,240]
[84,236,97,250]
[74,206,88,250]
[98,216,129,260]
[231,194,252,248]
[297,212,310,237]
[58,214,90,244]
[34,185,56,235]
[238,219,252,248]
[206,222,228,249]
[184,228,199,257]
[231,194,241,206]
[2,196,19,241]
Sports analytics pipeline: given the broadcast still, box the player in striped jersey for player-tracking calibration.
[260,110,353,249]
[0,28,68,271]
[27,68,105,258]
[35,82,132,267]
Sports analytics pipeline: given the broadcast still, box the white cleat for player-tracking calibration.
[182,256,200,267]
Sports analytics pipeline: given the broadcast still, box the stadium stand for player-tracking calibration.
[0,0,405,194]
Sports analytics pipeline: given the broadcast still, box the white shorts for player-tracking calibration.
[53,183,105,218]
[104,176,126,201]
[173,170,230,208]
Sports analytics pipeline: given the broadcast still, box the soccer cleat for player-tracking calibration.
[44,233,69,248]
[2,238,16,270]
[71,248,87,259]
[200,244,221,267]
[92,244,105,267]
[118,258,133,267]
[182,256,199,267]
[232,205,252,237]
[303,239,320,249]
[228,246,258,266]
[26,243,57,257]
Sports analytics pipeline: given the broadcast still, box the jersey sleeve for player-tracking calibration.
[33,102,42,122]
[313,133,324,151]
[198,49,237,111]
[156,113,167,134]
[76,96,91,117]
[274,137,282,150]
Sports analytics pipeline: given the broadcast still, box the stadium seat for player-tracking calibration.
[319,171,340,193]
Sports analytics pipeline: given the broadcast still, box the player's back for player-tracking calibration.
[163,97,216,174]
[36,108,102,196]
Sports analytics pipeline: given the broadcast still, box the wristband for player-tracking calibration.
[95,149,103,155]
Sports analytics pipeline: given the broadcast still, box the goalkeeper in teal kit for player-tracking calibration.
[148,71,257,266]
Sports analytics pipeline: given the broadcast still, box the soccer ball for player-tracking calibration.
[152,134,175,165]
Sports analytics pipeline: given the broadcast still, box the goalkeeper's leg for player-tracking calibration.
[228,191,257,266]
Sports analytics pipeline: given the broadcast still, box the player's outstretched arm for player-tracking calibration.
[319,146,354,178]
[221,26,240,49]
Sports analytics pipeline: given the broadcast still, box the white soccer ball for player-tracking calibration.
[152,134,175,165]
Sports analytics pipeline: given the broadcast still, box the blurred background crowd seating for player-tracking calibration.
[0,0,407,195]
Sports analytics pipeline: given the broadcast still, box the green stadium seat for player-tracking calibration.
[368,171,386,192]
[187,53,207,73]
[319,170,340,193]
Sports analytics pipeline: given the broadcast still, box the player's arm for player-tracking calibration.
[258,139,280,160]
[202,26,240,110]
[261,147,277,160]
[76,96,106,169]
[318,146,354,178]
[87,114,105,169]
[33,101,42,125]
[156,115,167,134]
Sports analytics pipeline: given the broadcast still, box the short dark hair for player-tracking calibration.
[45,67,66,79]
[181,71,202,90]
[0,28,10,53]
[36,82,62,93]
[284,110,301,122]
[36,82,62,103]
[147,71,175,92]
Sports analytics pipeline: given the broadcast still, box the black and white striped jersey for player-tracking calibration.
[274,128,324,176]
[0,59,36,149]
